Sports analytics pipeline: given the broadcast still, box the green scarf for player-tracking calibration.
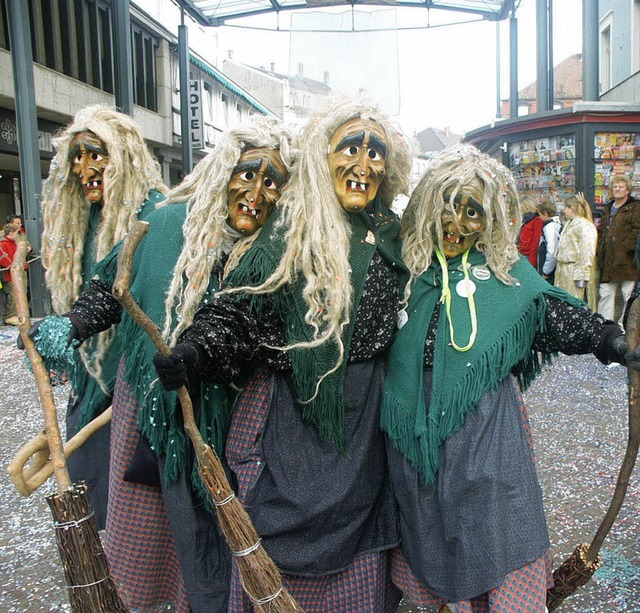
[224,197,406,452]
[94,202,232,491]
[71,190,165,428]
[381,248,585,485]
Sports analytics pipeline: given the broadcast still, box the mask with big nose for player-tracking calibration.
[439,182,486,259]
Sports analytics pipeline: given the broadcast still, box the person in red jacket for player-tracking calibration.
[0,223,30,325]
[517,195,543,268]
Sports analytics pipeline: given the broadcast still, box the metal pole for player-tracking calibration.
[6,0,49,316]
[495,20,502,119]
[548,0,554,110]
[113,0,134,114]
[536,0,549,112]
[509,13,519,118]
[179,4,193,174]
[583,0,599,100]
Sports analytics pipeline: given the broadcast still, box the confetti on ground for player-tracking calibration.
[1,325,638,612]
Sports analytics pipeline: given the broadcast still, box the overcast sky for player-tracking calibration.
[209,0,583,136]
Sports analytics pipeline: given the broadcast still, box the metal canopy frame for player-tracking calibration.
[182,0,516,27]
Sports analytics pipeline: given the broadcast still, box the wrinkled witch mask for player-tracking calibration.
[70,131,110,205]
[439,179,486,258]
[227,147,288,235]
[328,117,387,212]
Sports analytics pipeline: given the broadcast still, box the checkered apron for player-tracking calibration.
[226,367,402,613]
[104,359,190,612]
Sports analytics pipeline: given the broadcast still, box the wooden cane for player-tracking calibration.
[112,220,301,612]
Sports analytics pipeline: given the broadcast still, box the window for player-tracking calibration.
[600,12,613,93]
[0,0,158,110]
[131,23,158,111]
[634,0,640,73]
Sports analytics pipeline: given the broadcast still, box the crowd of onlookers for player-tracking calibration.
[517,173,640,327]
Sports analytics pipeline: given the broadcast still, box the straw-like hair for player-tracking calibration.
[41,105,167,391]
[163,116,295,346]
[41,104,167,313]
[223,94,414,389]
[401,144,521,304]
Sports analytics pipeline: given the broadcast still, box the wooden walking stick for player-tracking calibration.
[547,298,640,610]
[7,407,112,496]
[112,220,301,613]
[11,238,127,612]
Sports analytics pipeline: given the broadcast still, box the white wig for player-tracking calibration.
[163,115,296,345]
[41,104,167,313]
[227,94,414,380]
[401,143,521,303]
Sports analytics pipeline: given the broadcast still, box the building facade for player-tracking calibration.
[0,0,270,224]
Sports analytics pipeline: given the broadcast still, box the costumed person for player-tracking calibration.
[22,105,167,529]
[380,144,640,613]
[516,195,542,268]
[554,194,598,308]
[27,116,294,612]
[596,173,640,326]
[153,95,414,613]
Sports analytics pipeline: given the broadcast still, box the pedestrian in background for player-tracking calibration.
[537,199,562,283]
[554,194,598,308]
[596,173,640,327]
[0,223,30,325]
[517,195,543,268]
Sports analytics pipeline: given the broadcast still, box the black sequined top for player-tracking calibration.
[423,295,620,368]
[181,250,400,384]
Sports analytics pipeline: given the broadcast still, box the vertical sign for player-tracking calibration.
[190,80,204,150]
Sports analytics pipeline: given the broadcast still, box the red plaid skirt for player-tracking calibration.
[226,367,402,613]
[104,360,189,612]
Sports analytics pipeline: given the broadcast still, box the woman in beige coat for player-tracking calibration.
[554,194,598,308]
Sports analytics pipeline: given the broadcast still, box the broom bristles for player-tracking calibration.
[198,446,302,612]
[547,543,602,611]
[46,482,128,612]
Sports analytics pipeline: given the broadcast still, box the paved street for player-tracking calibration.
[1,322,638,612]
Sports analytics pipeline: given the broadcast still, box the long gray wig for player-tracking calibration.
[225,95,414,386]
[162,115,295,346]
[41,104,167,313]
[401,143,521,303]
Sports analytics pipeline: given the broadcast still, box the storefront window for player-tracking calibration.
[508,135,576,207]
[593,131,640,207]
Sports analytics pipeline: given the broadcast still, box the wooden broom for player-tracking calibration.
[112,220,301,612]
[547,297,640,610]
[11,237,127,612]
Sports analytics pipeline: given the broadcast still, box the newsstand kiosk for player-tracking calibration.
[464,102,640,220]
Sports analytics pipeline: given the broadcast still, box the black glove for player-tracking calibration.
[16,316,80,351]
[153,343,204,391]
[609,334,640,371]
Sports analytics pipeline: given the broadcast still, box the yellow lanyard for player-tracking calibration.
[434,246,478,352]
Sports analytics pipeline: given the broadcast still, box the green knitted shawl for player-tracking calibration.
[94,203,232,491]
[71,190,165,428]
[223,196,406,453]
[381,248,585,485]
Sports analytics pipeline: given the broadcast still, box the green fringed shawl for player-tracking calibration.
[381,248,586,485]
[223,197,406,453]
[94,202,232,495]
[70,190,165,429]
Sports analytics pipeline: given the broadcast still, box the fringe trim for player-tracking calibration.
[383,294,557,485]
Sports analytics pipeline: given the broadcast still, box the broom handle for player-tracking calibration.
[111,221,211,463]
[11,239,72,492]
[587,297,640,562]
